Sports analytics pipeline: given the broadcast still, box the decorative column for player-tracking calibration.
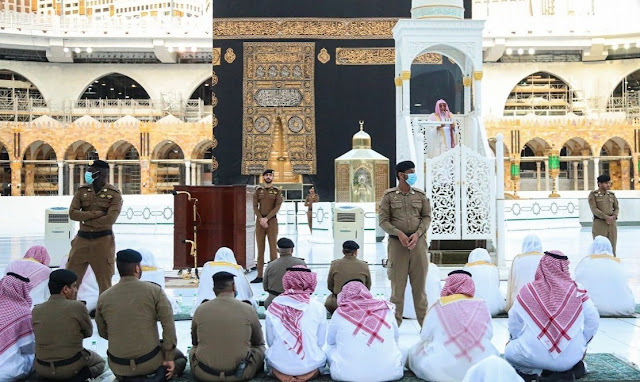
[117,164,124,190]
[544,151,550,192]
[394,76,402,116]
[185,160,191,186]
[536,161,542,191]
[463,75,472,114]
[634,153,640,190]
[57,161,64,196]
[196,164,202,186]
[24,164,35,196]
[473,71,483,114]
[401,70,411,113]
[621,156,631,190]
[496,134,506,267]
[593,157,600,190]
[10,161,22,196]
[191,162,197,186]
[108,163,115,185]
[573,161,580,191]
[140,157,151,194]
[68,164,75,195]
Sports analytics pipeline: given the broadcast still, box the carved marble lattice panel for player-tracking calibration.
[425,146,461,239]
[374,161,389,207]
[242,42,316,175]
[461,146,495,239]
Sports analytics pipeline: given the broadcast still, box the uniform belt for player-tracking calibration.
[36,351,83,367]
[389,232,416,240]
[266,289,281,296]
[107,346,161,366]
[195,360,236,377]
[77,230,113,239]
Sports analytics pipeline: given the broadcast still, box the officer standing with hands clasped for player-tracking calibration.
[588,174,619,255]
[251,169,283,283]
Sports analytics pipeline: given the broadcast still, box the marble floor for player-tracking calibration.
[1,221,639,381]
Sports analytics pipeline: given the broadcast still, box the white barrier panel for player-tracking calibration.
[310,202,334,243]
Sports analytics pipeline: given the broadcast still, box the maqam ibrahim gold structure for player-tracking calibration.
[335,121,389,203]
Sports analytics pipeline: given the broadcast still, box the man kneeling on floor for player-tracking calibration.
[96,249,187,381]
[191,271,266,381]
[32,269,105,381]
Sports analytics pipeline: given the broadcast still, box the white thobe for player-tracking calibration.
[575,255,635,316]
[505,296,599,375]
[462,355,524,382]
[426,114,456,159]
[325,310,403,382]
[195,261,257,311]
[505,252,543,311]
[28,281,50,308]
[266,299,327,376]
[0,334,35,382]
[408,299,498,382]
[463,262,505,316]
[403,263,441,319]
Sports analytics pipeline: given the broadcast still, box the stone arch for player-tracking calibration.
[408,43,478,74]
[22,141,57,160]
[78,72,151,101]
[410,53,463,114]
[191,139,215,160]
[106,140,140,160]
[561,137,592,156]
[504,71,581,117]
[187,75,214,105]
[65,140,98,160]
[0,68,47,107]
[600,137,632,156]
[599,137,633,190]
[521,138,551,157]
[606,68,640,111]
[152,140,185,160]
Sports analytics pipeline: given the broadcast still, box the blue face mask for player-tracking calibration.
[406,173,417,186]
[84,171,97,184]
[234,290,238,298]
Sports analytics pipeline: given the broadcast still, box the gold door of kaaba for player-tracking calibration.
[241,42,317,182]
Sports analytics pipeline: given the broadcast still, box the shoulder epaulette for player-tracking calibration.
[383,187,396,195]
[145,281,162,288]
[413,188,426,195]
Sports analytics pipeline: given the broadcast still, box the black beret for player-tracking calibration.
[342,240,360,250]
[89,160,109,169]
[116,249,142,263]
[448,270,472,277]
[212,271,236,285]
[396,160,415,173]
[263,169,274,175]
[597,175,610,183]
[277,237,295,249]
[49,269,77,286]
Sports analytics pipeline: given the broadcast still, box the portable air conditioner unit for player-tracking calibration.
[333,205,364,259]
[45,207,76,267]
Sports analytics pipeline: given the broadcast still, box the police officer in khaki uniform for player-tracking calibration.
[379,160,431,327]
[252,169,283,283]
[262,238,306,309]
[304,186,319,231]
[96,249,187,381]
[325,240,371,313]
[67,159,122,295]
[588,174,619,255]
[32,269,105,381]
[191,271,266,381]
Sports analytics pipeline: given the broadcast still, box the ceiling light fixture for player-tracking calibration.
[506,48,513,55]
[86,47,93,53]
[74,47,81,54]
[517,48,524,55]
[528,48,535,55]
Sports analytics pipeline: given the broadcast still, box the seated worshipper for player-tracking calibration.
[408,270,498,382]
[324,240,371,314]
[462,355,524,382]
[32,269,105,381]
[263,238,306,310]
[4,245,52,307]
[96,249,187,381]
[196,247,257,310]
[0,272,36,381]
[426,99,457,158]
[575,236,635,316]
[136,248,180,314]
[463,248,506,316]
[266,266,327,382]
[404,261,442,319]
[505,250,599,380]
[506,234,544,311]
[325,280,403,382]
[60,253,99,313]
[190,271,265,382]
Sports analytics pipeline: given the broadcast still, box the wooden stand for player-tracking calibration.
[173,185,256,270]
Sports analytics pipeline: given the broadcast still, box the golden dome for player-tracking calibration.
[352,120,371,149]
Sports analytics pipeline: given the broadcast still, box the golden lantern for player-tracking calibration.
[509,154,520,198]
[548,148,561,198]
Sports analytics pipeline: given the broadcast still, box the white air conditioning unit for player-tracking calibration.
[45,207,76,267]
[333,205,364,259]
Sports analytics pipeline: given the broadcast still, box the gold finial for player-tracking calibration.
[359,120,364,131]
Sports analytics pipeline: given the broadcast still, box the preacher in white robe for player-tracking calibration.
[266,266,327,382]
[4,245,52,308]
[426,99,457,159]
[463,248,506,316]
[506,234,544,311]
[326,281,403,382]
[575,236,635,316]
[195,247,257,310]
[0,272,35,381]
[505,250,599,376]
[408,270,498,382]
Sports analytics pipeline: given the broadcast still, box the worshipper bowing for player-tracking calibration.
[4,245,52,307]
[462,355,524,382]
[324,240,371,314]
[95,249,187,381]
[196,247,257,311]
[463,248,506,316]
[32,269,105,381]
[506,234,544,311]
[67,159,123,296]
[408,270,498,382]
[60,253,99,314]
[575,236,635,317]
[588,175,619,255]
[325,280,404,382]
[190,271,265,381]
[252,168,283,283]
[379,160,431,327]
[263,237,306,310]
[403,260,442,320]
[265,266,327,382]
[505,250,599,381]
[426,99,457,158]
[0,272,36,381]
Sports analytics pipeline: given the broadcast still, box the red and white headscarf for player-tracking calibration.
[434,99,452,121]
[0,273,33,357]
[267,265,317,359]
[336,281,393,346]
[435,270,491,362]
[516,250,589,356]
[4,245,52,288]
